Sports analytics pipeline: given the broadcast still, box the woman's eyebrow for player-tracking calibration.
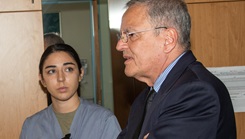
[63,62,75,66]
[45,65,56,69]
[44,62,75,69]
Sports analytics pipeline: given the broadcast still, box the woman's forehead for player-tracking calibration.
[44,51,76,65]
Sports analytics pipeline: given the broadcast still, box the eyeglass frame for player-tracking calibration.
[117,26,167,43]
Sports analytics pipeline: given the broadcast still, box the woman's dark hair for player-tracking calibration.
[39,43,82,77]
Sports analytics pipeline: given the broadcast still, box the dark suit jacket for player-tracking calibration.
[117,51,236,139]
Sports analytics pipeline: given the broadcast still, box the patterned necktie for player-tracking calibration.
[133,88,156,139]
[146,88,156,114]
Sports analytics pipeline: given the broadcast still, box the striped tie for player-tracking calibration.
[133,88,156,139]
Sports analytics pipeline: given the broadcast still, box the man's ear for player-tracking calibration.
[79,68,84,82]
[162,28,178,53]
[39,74,46,87]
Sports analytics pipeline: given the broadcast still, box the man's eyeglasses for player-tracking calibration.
[117,26,167,43]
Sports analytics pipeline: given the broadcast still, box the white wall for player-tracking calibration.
[42,3,94,101]
[42,2,115,111]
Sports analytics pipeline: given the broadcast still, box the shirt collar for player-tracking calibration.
[153,52,186,92]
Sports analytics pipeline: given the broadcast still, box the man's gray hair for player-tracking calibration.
[126,0,191,50]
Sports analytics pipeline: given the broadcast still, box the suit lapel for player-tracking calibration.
[124,88,149,139]
[139,51,197,138]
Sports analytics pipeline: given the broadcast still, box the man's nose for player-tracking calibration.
[116,40,127,51]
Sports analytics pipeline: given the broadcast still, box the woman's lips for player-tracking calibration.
[57,87,68,93]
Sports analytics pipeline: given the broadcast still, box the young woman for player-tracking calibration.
[20,44,121,139]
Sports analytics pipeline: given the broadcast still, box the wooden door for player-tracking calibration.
[187,0,245,138]
[0,0,41,12]
[0,11,46,139]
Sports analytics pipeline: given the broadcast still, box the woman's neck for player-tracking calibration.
[52,95,80,113]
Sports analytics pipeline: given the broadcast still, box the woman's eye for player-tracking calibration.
[65,67,74,72]
[47,69,55,74]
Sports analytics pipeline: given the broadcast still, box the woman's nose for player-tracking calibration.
[57,71,65,82]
